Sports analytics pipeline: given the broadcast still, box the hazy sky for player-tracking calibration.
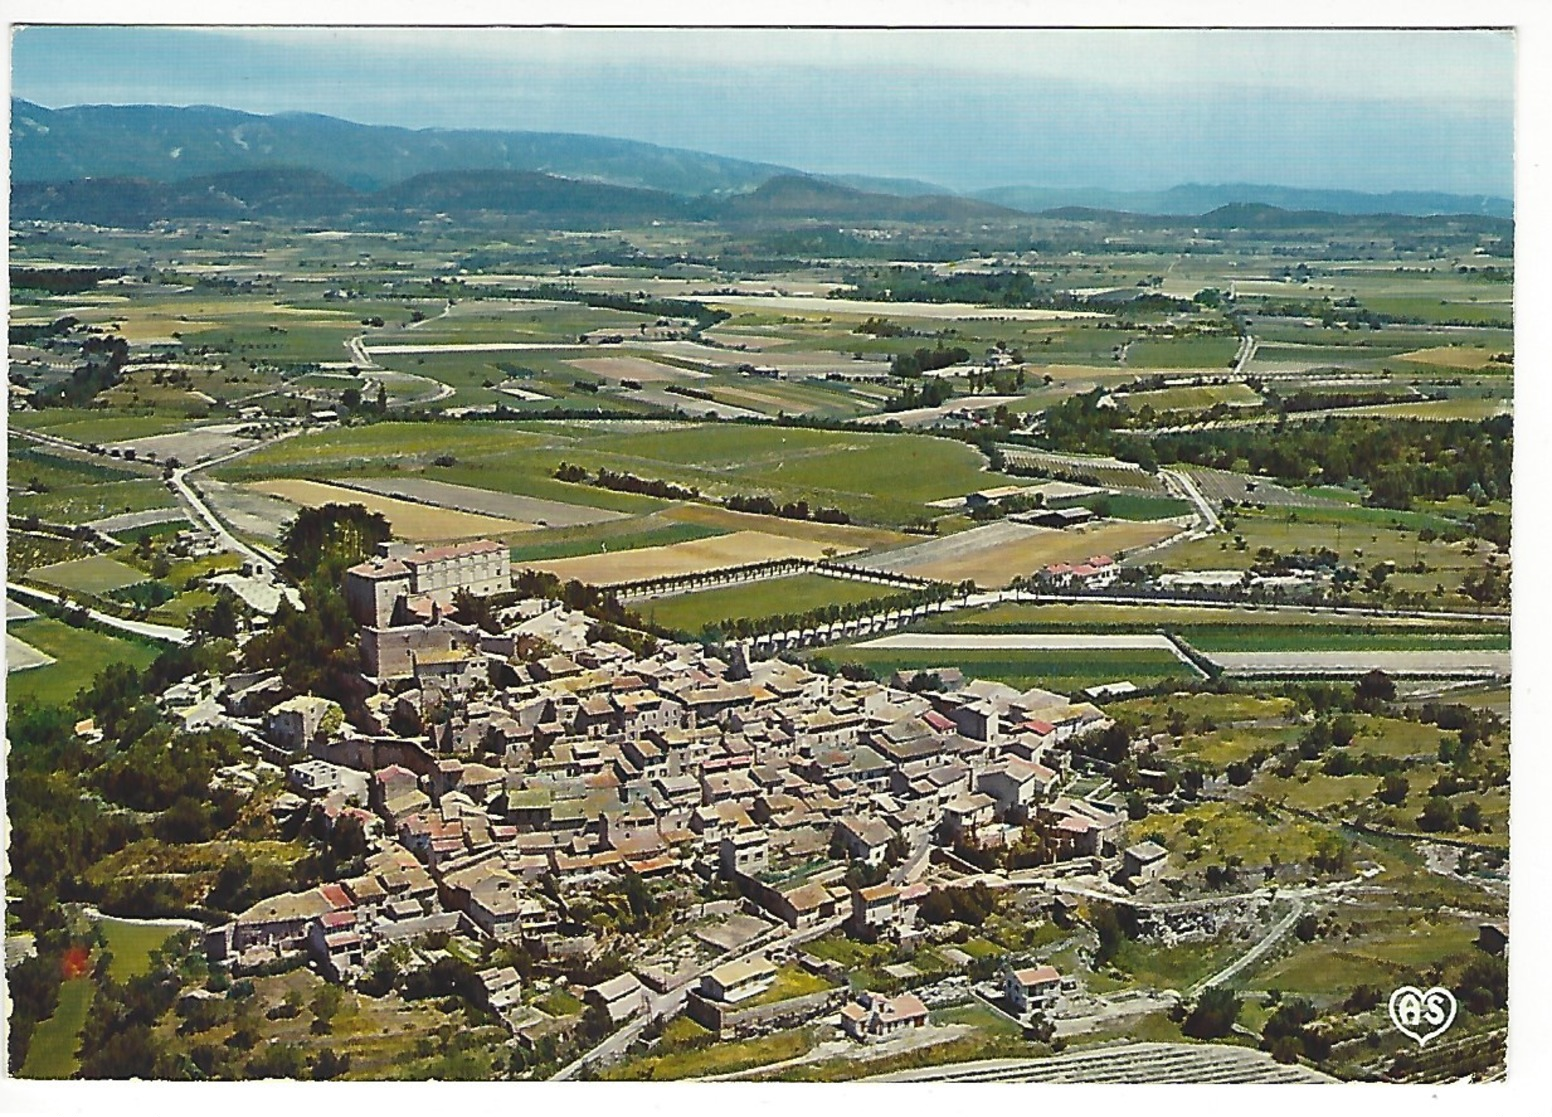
[9,26,1516,195]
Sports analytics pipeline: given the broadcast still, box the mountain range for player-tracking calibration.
[10,99,1514,223]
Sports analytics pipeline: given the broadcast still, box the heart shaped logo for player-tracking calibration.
[1388,985,1458,1047]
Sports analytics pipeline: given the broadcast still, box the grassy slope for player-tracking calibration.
[6,617,162,710]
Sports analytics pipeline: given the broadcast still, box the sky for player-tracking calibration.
[8,25,1517,196]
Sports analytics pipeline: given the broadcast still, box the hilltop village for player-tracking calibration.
[183,536,1139,1051]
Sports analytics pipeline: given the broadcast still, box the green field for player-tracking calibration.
[28,555,149,595]
[1153,504,1502,605]
[822,645,1196,693]
[5,617,163,709]
[1163,724,1303,768]
[913,602,1506,650]
[8,410,199,444]
[1133,801,1335,872]
[639,573,897,634]
[98,916,183,981]
[742,964,837,1008]
[507,514,724,565]
[9,441,148,487]
[1184,627,1508,653]
[1125,336,1241,368]
[1114,691,1297,728]
[10,477,178,525]
[533,987,584,1017]
[17,977,93,1078]
[217,418,993,529]
[1108,934,1244,992]
[1331,398,1511,421]
[1066,492,1193,520]
[1246,910,1482,998]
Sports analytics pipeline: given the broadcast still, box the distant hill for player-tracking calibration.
[721,174,1017,223]
[974,181,1512,220]
[10,99,793,196]
[819,173,957,198]
[12,168,1513,238]
[9,100,1514,229]
[1027,201,1509,237]
[10,167,1019,229]
[10,166,702,228]
[376,170,698,223]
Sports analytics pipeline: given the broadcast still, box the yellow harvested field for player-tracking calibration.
[567,356,706,382]
[1394,346,1509,370]
[912,519,1187,587]
[247,479,534,542]
[661,502,910,552]
[524,530,856,584]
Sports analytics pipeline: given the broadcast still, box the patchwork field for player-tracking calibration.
[660,502,911,552]
[523,530,853,584]
[860,517,1186,587]
[10,408,224,444]
[9,476,177,526]
[567,355,709,382]
[334,476,629,528]
[215,420,993,529]
[248,479,534,542]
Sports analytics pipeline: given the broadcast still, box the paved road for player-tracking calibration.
[345,333,377,368]
[892,832,935,885]
[1232,333,1258,377]
[1188,899,1306,996]
[7,582,191,645]
[169,441,291,571]
[1159,466,1222,535]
